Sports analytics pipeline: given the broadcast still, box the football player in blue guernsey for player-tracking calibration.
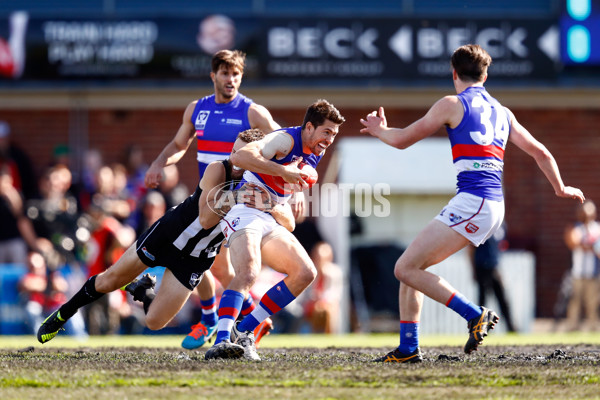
[144,50,285,350]
[360,44,585,363]
[205,99,345,361]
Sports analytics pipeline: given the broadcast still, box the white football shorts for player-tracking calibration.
[220,204,288,246]
[435,192,505,246]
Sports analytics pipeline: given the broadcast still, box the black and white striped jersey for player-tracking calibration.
[135,160,237,289]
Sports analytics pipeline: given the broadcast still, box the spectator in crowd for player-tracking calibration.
[303,242,344,334]
[91,164,132,222]
[124,144,148,206]
[84,203,136,335]
[563,199,600,331]
[51,144,70,168]
[75,148,104,211]
[112,163,134,214]
[0,120,37,200]
[0,163,39,264]
[27,164,83,264]
[159,164,189,209]
[135,190,167,237]
[20,239,88,339]
[27,163,90,337]
[18,251,68,334]
[292,213,325,258]
[468,225,516,332]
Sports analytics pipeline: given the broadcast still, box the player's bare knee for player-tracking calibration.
[215,269,235,284]
[296,262,317,287]
[144,313,167,331]
[145,320,165,331]
[237,262,262,288]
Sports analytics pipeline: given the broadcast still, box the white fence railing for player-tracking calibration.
[419,250,535,335]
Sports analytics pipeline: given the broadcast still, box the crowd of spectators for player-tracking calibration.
[0,120,195,336]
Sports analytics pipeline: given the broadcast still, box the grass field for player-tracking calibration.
[2,330,600,348]
[1,332,599,400]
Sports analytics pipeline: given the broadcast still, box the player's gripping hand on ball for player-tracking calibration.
[299,163,318,188]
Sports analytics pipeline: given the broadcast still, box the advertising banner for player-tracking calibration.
[0,12,560,85]
[260,18,560,82]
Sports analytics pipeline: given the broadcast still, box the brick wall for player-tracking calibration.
[3,105,597,317]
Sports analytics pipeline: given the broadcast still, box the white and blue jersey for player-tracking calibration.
[447,86,511,201]
[242,126,321,204]
[191,93,253,177]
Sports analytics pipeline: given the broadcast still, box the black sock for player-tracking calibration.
[142,290,156,314]
[59,275,105,320]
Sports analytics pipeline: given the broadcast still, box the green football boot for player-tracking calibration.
[37,310,67,344]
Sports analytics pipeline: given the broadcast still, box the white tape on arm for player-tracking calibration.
[260,131,294,159]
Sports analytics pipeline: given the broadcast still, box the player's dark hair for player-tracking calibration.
[451,44,492,83]
[212,49,246,74]
[237,128,265,144]
[302,99,345,129]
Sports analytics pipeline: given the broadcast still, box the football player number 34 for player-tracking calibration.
[469,95,510,147]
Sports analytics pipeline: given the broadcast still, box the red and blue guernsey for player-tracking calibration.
[191,93,253,177]
[242,126,322,203]
[447,86,511,201]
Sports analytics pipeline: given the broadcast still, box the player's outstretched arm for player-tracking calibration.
[508,111,585,203]
[145,101,197,189]
[360,99,460,149]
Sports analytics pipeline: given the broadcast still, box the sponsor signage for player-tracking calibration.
[0,13,560,84]
[261,18,560,81]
